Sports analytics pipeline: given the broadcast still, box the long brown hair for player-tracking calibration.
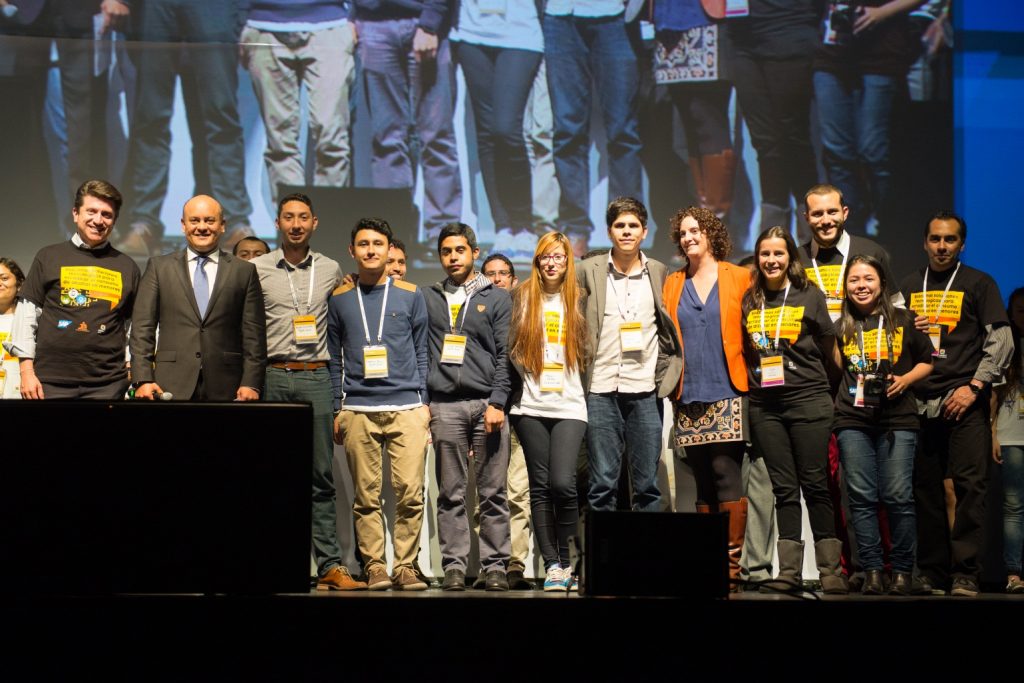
[741,226,809,316]
[835,255,900,346]
[509,232,587,378]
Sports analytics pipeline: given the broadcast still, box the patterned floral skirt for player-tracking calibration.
[674,396,745,447]
[654,23,725,85]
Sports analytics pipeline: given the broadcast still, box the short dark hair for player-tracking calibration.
[390,237,406,254]
[606,196,648,229]
[669,206,731,260]
[927,210,967,241]
[278,192,314,217]
[74,179,123,218]
[437,222,478,252]
[0,256,26,288]
[351,217,392,245]
[804,183,845,208]
[482,253,515,278]
[232,236,270,256]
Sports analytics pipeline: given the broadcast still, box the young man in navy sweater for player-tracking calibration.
[424,223,513,591]
[328,217,431,591]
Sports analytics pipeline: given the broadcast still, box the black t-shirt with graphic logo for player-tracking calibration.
[743,284,835,400]
[834,309,934,431]
[799,233,896,320]
[20,240,140,385]
[900,262,1008,399]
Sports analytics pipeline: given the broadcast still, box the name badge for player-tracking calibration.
[0,367,6,394]
[825,297,843,323]
[1018,395,1024,418]
[544,343,564,366]
[854,373,866,408]
[619,321,644,352]
[292,315,318,344]
[478,0,506,14]
[539,363,565,393]
[927,324,945,358]
[760,355,785,387]
[441,334,468,365]
[363,345,389,378]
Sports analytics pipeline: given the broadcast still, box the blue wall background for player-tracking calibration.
[956,0,1024,302]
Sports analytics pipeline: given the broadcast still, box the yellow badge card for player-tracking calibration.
[760,355,785,387]
[59,266,123,308]
[0,366,6,394]
[927,323,944,358]
[292,315,318,344]
[441,334,467,364]
[619,321,644,352]
[363,345,389,378]
[539,363,565,392]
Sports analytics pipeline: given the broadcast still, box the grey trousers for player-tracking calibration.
[741,452,777,582]
[431,398,511,573]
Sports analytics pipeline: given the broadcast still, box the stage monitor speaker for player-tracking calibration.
[581,511,728,598]
[0,402,312,595]
[278,186,420,244]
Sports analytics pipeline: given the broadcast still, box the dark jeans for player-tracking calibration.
[511,415,586,568]
[356,17,461,237]
[730,53,818,212]
[836,428,917,573]
[455,42,541,233]
[915,399,991,584]
[55,33,111,195]
[127,0,251,232]
[586,391,664,512]
[543,13,642,237]
[749,392,836,541]
[1002,445,1024,575]
[668,80,732,157]
[264,367,342,575]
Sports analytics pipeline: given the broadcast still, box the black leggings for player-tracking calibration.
[687,441,745,507]
[511,415,586,568]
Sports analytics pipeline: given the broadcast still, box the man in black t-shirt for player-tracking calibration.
[3,180,139,399]
[900,211,1013,596]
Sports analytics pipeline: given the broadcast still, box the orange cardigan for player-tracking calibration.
[663,262,751,400]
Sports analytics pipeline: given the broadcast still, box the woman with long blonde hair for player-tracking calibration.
[508,232,588,591]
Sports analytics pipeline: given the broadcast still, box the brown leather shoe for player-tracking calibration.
[316,565,367,591]
[392,565,428,591]
[115,223,158,259]
[366,564,392,591]
[719,498,748,593]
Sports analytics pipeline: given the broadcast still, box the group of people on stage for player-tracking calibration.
[2,178,1021,598]
[2,1,951,260]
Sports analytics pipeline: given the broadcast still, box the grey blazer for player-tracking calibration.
[576,254,682,398]
[130,249,267,400]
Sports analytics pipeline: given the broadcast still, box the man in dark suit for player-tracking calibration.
[130,194,266,401]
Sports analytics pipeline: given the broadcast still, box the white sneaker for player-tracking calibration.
[543,564,567,592]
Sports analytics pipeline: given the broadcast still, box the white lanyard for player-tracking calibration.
[811,249,847,298]
[759,283,790,351]
[448,290,472,334]
[858,315,885,366]
[284,255,316,314]
[922,260,961,323]
[356,277,390,345]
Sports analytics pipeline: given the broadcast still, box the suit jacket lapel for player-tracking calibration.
[175,250,203,320]
[591,259,606,338]
[205,250,230,319]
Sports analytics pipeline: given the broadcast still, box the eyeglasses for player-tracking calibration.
[538,254,567,264]
[484,270,512,278]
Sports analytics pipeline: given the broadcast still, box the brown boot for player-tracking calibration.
[688,156,707,208]
[719,498,748,593]
[815,538,849,595]
[695,502,713,514]
[760,539,804,593]
[701,150,737,219]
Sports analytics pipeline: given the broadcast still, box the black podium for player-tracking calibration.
[0,401,312,594]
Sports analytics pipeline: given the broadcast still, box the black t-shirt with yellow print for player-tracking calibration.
[744,284,835,401]
[799,233,896,322]
[834,309,934,431]
[900,262,1008,399]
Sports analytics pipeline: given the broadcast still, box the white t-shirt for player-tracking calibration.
[450,0,544,53]
[997,348,1024,447]
[511,293,587,422]
[0,312,22,398]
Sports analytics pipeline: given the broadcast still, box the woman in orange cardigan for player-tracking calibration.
[663,206,751,590]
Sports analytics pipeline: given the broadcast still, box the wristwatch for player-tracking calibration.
[967,383,981,395]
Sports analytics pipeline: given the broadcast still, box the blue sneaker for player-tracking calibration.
[543,564,567,592]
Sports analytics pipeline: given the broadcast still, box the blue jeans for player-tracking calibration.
[356,18,461,237]
[543,13,642,237]
[264,366,342,575]
[812,70,898,234]
[836,428,917,573]
[1002,445,1024,575]
[128,0,252,231]
[585,392,663,512]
